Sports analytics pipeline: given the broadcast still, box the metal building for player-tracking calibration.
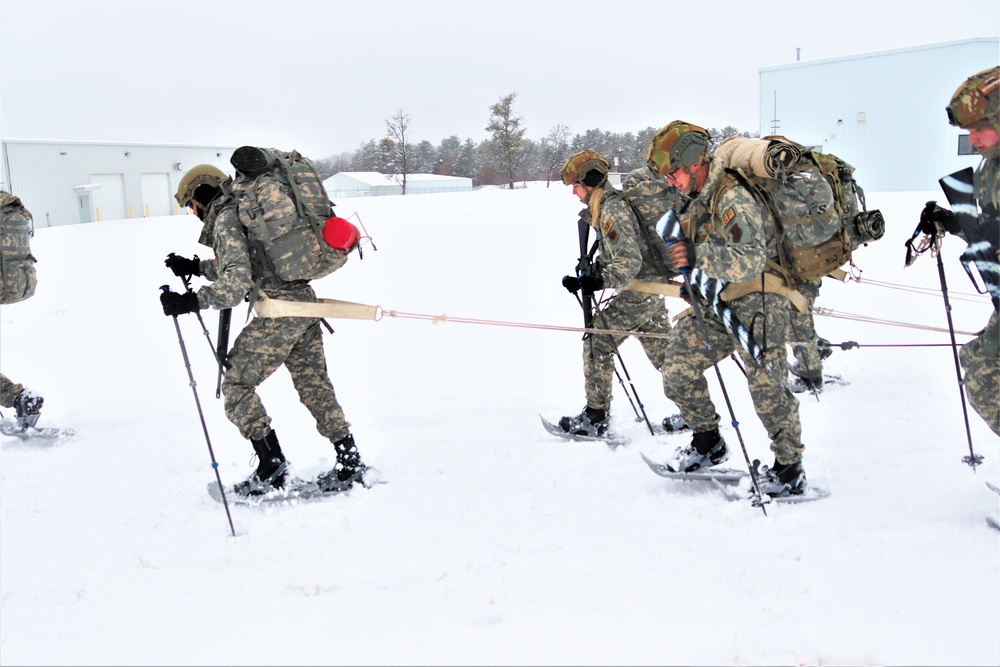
[758,38,999,191]
[0,140,236,227]
[323,172,474,198]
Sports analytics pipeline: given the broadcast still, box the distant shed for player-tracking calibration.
[323,172,473,198]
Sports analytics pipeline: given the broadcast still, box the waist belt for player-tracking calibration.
[719,272,809,313]
[621,279,683,298]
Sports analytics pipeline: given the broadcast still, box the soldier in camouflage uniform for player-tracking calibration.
[161,163,368,496]
[650,121,808,496]
[556,150,683,437]
[0,191,44,431]
[921,66,1000,437]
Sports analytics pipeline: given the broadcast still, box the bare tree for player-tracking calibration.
[540,124,571,187]
[385,108,412,194]
[485,92,527,189]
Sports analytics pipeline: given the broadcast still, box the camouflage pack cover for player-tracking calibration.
[620,166,684,282]
[712,135,880,284]
[232,149,347,283]
[0,191,37,305]
[947,65,1000,132]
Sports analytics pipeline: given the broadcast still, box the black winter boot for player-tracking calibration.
[759,459,807,496]
[317,434,366,492]
[234,430,288,496]
[14,390,43,429]
[558,406,609,437]
[672,427,729,472]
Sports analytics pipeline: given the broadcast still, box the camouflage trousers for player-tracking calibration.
[788,280,823,380]
[0,373,25,408]
[662,292,804,465]
[582,293,673,411]
[223,315,350,443]
[960,309,999,437]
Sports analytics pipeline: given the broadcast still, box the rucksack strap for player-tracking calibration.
[719,271,810,314]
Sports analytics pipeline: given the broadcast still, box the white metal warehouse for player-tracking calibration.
[1,140,236,227]
[758,37,999,191]
[323,172,474,198]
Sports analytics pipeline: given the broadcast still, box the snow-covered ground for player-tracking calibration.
[1,184,997,666]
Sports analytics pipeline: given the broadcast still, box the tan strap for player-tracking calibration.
[622,279,683,298]
[719,272,810,314]
[253,295,379,320]
[826,267,848,282]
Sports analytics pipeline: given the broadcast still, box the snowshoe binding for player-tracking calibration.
[755,459,808,497]
[671,428,729,472]
[557,406,609,438]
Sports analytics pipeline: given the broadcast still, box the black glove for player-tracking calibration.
[160,290,200,317]
[165,253,201,277]
[666,238,695,272]
[918,201,961,236]
[579,273,604,293]
[562,275,581,293]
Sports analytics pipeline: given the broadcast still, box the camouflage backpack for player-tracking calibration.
[0,191,38,305]
[715,135,884,286]
[230,146,347,283]
[620,166,683,281]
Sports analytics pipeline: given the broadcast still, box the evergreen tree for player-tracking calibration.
[485,92,527,190]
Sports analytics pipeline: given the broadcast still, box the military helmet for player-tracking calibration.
[175,164,227,207]
[946,66,999,131]
[561,150,610,187]
[647,121,711,176]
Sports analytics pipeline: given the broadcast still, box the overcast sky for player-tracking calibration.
[1,0,997,160]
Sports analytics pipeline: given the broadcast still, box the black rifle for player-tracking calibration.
[215,308,232,399]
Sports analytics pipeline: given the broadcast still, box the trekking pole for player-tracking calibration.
[572,290,650,429]
[178,274,222,371]
[613,351,644,423]
[931,242,984,470]
[675,268,769,515]
[161,286,236,536]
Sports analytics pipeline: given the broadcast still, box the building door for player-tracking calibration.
[78,193,92,223]
[89,173,126,221]
[140,173,171,217]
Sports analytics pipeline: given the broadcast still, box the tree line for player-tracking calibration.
[314,92,758,191]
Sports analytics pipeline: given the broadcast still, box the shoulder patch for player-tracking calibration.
[721,207,736,226]
[602,219,614,235]
[729,223,743,244]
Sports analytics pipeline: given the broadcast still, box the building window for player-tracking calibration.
[958,134,977,156]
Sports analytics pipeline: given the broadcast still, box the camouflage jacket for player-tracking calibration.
[195,190,315,310]
[976,154,999,234]
[678,158,770,284]
[579,187,644,290]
